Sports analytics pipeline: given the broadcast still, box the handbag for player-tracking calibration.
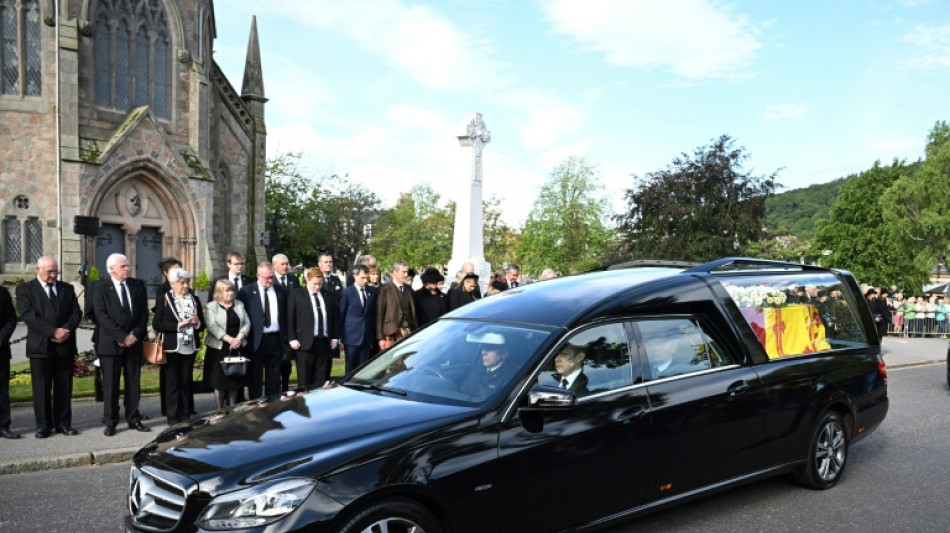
[221,349,248,378]
[143,331,167,365]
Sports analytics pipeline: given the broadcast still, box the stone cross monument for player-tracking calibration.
[447,113,492,292]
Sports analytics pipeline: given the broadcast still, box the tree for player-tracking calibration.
[370,183,453,271]
[616,135,779,262]
[515,157,613,276]
[813,160,925,289]
[882,121,950,287]
[742,233,817,264]
[483,196,517,270]
[265,153,380,270]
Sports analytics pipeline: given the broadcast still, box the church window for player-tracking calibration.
[2,195,43,271]
[0,0,41,96]
[93,0,170,118]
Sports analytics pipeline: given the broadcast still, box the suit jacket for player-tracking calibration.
[339,284,376,346]
[376,281,416,341]
[321,274,344,296]
[204,299,251,351]
[287,286,339,350]
[567,372,590,396]
[91,277,149,356]
[15,278,82,358]
[238,282,288,352]
[0,285,15,360]
[153,290,207,353]
[447,288,477,312]
[208,273,253,304]
[274,272,300,291]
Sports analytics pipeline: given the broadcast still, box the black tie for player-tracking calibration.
[263,289,272,327]
[561,378,569,390]
[312,293,324,337]
[281,275,287,287]
[120,283,130,315]
[233,276,240,290]
[359,288,366,310]
[47,283,58,312]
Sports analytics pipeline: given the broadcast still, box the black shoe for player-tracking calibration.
[35,429,51,439]
[128,421,151,432]
[139,414,151,420]
[103,426,116,436]
[56,426,79,436]
[0,428,20,439]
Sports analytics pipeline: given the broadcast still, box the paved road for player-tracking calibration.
[0,364,946,532]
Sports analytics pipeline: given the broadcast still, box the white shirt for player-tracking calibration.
[37,276,56,297]
[310,291,328,337]
[261,287,280,333]
[561,367,583,389]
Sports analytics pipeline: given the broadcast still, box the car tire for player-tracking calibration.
[339,498,443,533]
[794,411,848,490]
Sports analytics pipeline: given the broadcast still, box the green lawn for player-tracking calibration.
[8,360,346,404]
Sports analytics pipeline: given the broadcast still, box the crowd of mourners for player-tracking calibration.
[860,283,950,338]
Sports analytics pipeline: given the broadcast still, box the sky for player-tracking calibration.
[212,0,950,227]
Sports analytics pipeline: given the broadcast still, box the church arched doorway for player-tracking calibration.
[90,171,196,298]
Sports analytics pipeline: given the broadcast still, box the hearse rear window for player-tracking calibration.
[721,273,869,358]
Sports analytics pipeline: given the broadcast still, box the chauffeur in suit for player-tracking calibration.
[376,260,416,352]
[238,262,288,398]
[287,268,340,387]
[16,256,83,437]
[92,253,150,436]
[0,284,19,439]
[339,264,377,373]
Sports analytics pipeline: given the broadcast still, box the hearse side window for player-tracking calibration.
[638,318,734,381]
[538,322,632,397]
[721,272,869,358]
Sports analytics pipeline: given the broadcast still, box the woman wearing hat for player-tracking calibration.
[413,267,448,327]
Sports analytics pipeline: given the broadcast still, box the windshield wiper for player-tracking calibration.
[340,380,408,396]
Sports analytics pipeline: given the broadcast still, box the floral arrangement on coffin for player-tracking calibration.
[725,284,789,308]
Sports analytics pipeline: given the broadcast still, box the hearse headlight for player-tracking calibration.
[196,478,315,530]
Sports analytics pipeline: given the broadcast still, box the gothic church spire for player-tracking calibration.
[241,16,265,100]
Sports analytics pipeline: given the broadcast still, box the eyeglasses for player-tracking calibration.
[42,269,59,274]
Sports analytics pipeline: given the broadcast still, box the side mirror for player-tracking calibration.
[525,385,577,409]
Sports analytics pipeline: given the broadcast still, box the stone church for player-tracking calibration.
[0,0,267,297]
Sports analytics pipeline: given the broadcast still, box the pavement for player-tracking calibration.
[0,335,945,476]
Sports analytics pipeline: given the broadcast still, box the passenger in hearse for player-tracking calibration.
[553,344,589,396]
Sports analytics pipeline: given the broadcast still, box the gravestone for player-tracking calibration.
[447,113,492,292]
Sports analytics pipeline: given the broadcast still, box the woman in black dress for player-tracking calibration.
[204,280,251,409]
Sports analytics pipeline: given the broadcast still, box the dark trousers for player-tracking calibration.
[100,350,142,427]
[344,342,372,375]
[281,357,293,391]
[296,337,332,388]
[29,355,74,431]
[248,333,283,399]
[0,357,11,429]
[162,352,195,425]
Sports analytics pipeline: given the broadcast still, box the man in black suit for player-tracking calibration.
[288,268,340,387]
[92,253,150,436]
[16,256,83,438]
[0,284,19,439]
[553,344,589,396]
[238,262,288,398]
[272,253,299,390]
[339,265,377,373]
[209,251,253,303]
[319,253,344,368]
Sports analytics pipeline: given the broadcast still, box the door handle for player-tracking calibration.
[618,406,646,422]
[727,380,750,397]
